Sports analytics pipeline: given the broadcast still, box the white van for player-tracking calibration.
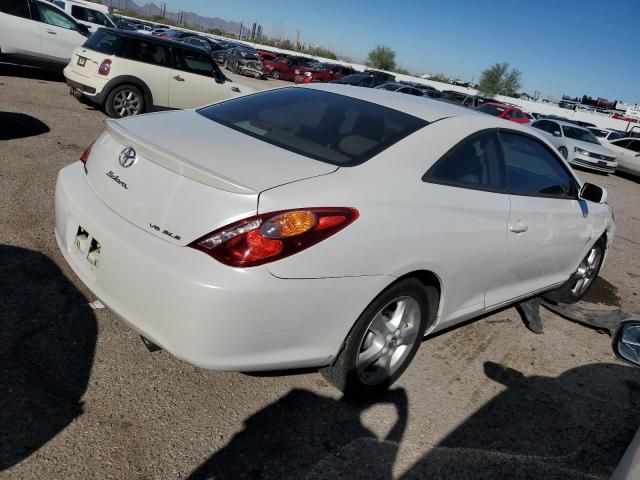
[52,0,116,32]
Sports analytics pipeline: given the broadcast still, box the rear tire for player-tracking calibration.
[545,238,605,304]
[105,85,145,119]
[321,278,437,398]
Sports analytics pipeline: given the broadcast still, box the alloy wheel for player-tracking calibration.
[571,246,602,296]
[113,90,141,117]
[356,296,421,386]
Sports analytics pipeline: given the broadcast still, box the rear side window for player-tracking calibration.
[122,39,169,67]
[197,88,427,166]
[424,131,505,190]
[0,0,31,18]
[500,132,574,198]
[83,30,123,55]
[173,49,215,76]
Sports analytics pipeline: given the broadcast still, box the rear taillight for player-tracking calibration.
[80,141,94,165]
[98,59,112,76]
[190,207,359,267]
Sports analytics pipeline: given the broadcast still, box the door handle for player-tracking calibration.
[45,30,57,35]
[509,223,528,234]
[173,75,185,82]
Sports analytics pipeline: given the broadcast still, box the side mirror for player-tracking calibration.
[613,320,640,367]
[579,182,607,204]
[77,24,91,37]
[553,131,561,137]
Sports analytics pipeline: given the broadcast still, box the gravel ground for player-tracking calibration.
[1,61,640,480]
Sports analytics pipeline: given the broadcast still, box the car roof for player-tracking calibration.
[542,118,591,130]
[301,83,483,122]
[96,28,206,53]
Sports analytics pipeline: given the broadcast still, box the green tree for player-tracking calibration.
[366,46,396,71]
[478,63,522,96]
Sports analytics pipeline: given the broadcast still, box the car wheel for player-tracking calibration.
[105,85,144,118]
[271,70,280,80]
[321,278,437,398]
[545,239,605,304]
[559,146,568,159]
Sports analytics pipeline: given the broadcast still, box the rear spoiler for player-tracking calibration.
[106,119,256,195]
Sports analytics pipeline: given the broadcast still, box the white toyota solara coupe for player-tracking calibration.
[55,84,615,396]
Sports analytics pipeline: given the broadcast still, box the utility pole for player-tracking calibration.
[239,22,243,40]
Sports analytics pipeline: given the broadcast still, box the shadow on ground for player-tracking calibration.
[404,361,640,479]
[0,245,97,471]
[0,112,49,140]
[187,388,408,480]
[0,62,65,82]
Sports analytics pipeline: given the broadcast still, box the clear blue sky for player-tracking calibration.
[161,0,639,102]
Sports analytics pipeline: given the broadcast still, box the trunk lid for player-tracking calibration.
[67,46,107,78]
[84,110,337,246]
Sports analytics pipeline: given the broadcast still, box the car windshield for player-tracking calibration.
[562,125,600,144]
[197,88,428,166]
[476,104,506,116]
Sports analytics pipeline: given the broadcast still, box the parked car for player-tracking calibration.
[54,83,613,397]
[181,35,227,62]
[399,81,441,97]
[476,102,531,124]
[374,82,427,96]
[51,0,116,32]
[0,0,90,69]
[64,28,254,118]
[257,49,281,62]
[294,63,357,83]
[588,127,624,143]
[262,55,315,81]
[531,118,617,173]
[225,47,264,78]
[330,71,395,88]
[607,138,640,177]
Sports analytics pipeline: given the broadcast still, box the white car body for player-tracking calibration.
[52,0,116,32]
[54,84,614,373]
[607,138,640,177]
[63,29,255,116]
[0,0,88,68]
[531,119,618,173]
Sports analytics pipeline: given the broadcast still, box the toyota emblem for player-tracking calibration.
[119,147,137,168]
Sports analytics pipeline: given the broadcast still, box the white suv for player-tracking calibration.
[64,28,256,118]
[0,0,90,69]
[52,0,117,32]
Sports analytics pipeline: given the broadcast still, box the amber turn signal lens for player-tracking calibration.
[261,211,317,238]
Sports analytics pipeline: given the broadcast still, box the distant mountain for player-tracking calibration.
[114,1,242,35]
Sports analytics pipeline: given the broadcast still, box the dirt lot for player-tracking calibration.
[1,62,640,479]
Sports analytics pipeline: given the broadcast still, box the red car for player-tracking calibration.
[294,63,357,83]
[475,102,530,124]
[257,50,282,62]
[262,56,314,81]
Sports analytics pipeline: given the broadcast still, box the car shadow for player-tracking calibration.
[186,388,408,480]
[402,361,640,479]
[0,62,65,82]
[0,245,97,471]
[0,112,50,141]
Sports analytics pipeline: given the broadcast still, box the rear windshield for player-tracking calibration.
[197,88,428,166]
[476,104,506,116]
[83,29,123,54]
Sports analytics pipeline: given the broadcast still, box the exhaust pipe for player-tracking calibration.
[140,335,161,352]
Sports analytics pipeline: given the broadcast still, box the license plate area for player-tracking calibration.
[77,56,86,67]
[597,161,607,167]
[74,226,101,268]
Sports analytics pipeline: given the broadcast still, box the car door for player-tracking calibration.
[32,0,84,62]
[70,4,114,32]
[486,130,592,307]
[615,139,640,175]
[169,48,240,109]
[0,0,41,59]
[422,130,511,318]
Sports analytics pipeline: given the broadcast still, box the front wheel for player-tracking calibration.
[545,239,605,304]
[321,278,437,398]
[559,146,568,159]
[271,70,280,80]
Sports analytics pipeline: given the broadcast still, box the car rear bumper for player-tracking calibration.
[55,162,391,371]
[64,65,107,103]
[569,153,617,173]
